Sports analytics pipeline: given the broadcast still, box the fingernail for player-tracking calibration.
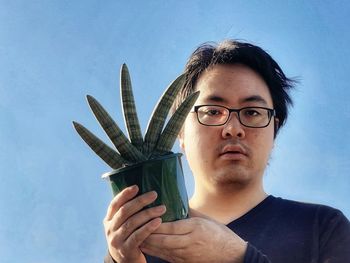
[130,185,139,191]
[149,191,158,199]
[155,205,166,213]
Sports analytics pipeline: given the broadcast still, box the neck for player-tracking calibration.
[189,179,267,224]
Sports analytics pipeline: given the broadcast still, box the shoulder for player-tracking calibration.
[270,196,349,229]
[272,196,342,213]
[270,197,350,257]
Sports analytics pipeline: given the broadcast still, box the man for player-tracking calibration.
[104,40,350,262]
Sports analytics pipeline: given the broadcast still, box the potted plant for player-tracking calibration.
[73,64,199,221]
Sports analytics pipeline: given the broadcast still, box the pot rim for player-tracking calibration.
[101,152,183,179]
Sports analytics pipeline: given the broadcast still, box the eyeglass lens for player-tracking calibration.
[197,105,272,127]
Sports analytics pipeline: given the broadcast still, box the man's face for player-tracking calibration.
[179,64,276,191]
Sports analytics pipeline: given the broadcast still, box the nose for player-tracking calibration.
[221,113,245,139]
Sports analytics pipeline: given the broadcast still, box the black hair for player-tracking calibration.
[172,40,295,136]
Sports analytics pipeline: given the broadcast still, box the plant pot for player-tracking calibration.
[102,153,189,222]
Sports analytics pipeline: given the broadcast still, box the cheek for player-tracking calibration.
[248,128,274,159]
[181,121,216,159]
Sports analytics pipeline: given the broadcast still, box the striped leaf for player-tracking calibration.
[120,64,143,150]
[154,91,200,155]
[86,95,146,163]
[72,121,126,169]
[143,74,185,155]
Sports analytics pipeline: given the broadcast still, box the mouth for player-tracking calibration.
[219,145,248,159]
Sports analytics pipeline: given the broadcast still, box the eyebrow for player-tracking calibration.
[204,95,268,106]
[205,95,227,103]
[241,95,268,105]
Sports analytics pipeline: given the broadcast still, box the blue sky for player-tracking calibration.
[1,1,349,262]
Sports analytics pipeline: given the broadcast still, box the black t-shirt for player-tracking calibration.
[144,196,350,263]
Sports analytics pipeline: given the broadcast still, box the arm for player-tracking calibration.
[103,185,166,263]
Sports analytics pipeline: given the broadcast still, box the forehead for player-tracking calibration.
[194,64,273,107]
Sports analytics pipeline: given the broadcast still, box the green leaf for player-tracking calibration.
[72,121,126,169]
[143,74,185,156]
[154,91,200,155]
[86,95,146,163]
[120,64,143,150]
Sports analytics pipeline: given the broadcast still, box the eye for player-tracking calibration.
[199,106,226,116]
[206,109,222,116]
[243,109,262,117]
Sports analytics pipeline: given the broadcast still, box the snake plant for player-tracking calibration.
[73,64,199,169]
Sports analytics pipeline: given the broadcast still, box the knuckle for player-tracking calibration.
[103,220,112,236]
[128,232,140,246]
[116,205,132,224]
[109,232,121,248]
[106,228,112,237]
[135,196,148,207]
[116,206,132,225]
[137,191,156,207]
[111,194,122,207]
[121,220,131,235]
[118,205,127,218]
[104,223,112,237]
[145,207,157,217]
[144,222,154,232]
[128,222,153,246]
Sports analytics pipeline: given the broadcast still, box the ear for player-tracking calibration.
[178,129,185,151]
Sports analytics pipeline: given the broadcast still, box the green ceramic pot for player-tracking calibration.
[102,153,188,222]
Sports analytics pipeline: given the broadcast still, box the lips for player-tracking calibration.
[219,144,248,157]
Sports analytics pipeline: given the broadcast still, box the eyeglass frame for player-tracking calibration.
[193,104,276,128]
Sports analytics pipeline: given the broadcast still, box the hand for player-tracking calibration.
[141,216,247,263]
[103,185,167,263]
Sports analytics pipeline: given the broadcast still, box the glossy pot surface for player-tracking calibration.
[102,153,188,222]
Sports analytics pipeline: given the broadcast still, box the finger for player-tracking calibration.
[111,191,159,231]
[117,205,166,241]
[105,185,139,221]
[189,208,212,219]
[125,217,162,249]
[152,218,194,235]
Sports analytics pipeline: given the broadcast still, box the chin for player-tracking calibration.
[212,169,253,188]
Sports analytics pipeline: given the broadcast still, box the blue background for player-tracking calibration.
[1,1,349,262]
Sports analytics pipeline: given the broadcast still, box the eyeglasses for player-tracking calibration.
[193,105,276,128]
